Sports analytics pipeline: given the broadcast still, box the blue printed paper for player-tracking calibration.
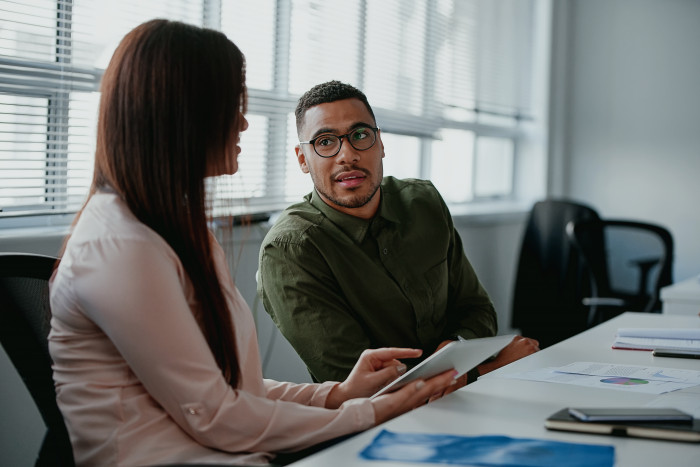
[359,430,614,467]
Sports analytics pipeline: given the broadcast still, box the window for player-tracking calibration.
[0,0,550,223]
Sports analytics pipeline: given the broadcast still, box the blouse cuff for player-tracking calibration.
[342,397,376,431]
[310,380,339,407]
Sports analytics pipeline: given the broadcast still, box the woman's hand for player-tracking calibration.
[326,347,422,409]
[426,339,469,402]
[370,369,458,425]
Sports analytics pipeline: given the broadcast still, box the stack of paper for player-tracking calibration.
[612,328,700,351]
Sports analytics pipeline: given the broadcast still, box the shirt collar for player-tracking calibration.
[307,180,400,243]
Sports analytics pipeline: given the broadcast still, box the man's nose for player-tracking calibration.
[334,138,360,164]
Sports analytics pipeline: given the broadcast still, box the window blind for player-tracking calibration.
[1,0,547,221]
[435,0,536,119]
[0,0,202,217]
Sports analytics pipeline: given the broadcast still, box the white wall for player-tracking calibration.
[555,0,700,282]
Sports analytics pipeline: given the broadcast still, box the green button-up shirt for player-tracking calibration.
[258,177,497,382]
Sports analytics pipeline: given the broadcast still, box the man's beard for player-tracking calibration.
[320,183,380,209]
[311,166,381,209]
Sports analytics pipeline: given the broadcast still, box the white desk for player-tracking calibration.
[291,313,700,467]
[661,275,700,316]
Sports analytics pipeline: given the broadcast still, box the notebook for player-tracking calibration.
[545,408,700,443]
[612,328,700,351]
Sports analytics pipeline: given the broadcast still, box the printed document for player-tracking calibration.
[500,361,700,395]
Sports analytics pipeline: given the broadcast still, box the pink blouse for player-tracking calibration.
[49,192,374,466]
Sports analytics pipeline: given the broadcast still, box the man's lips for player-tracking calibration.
[334,170,367,188]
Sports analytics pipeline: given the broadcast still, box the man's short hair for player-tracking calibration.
[295,80,376,137]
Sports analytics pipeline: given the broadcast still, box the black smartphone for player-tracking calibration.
[567,407,694,423]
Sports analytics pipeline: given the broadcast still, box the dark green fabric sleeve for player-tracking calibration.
[258,238,369,383]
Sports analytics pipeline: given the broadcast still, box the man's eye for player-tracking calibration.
[317,136,336,147]
[352,129,369,141]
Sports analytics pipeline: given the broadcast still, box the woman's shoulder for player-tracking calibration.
[52,195,189,319]
[71,193,173,254]
[59,193,181,284]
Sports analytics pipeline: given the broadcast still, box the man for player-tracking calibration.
[258,80,538,386]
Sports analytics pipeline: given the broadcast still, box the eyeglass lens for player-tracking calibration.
[314,127,376,157]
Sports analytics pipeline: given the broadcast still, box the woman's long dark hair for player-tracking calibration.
[65,19,247,386]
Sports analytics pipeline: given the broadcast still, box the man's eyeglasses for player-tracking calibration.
[299,127,379,158]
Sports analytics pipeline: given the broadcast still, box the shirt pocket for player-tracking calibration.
[423,258,449,324]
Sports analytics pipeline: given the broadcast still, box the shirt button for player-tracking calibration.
[188,408,198,415]
[383,248,388,255]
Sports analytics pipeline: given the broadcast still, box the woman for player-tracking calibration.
[48,19,456,466]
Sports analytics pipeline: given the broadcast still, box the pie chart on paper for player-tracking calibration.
[600,377,649,385]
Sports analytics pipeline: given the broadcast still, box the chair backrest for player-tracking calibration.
[0,253,75,466]
[511,199,600,348]
[567,219,674,318]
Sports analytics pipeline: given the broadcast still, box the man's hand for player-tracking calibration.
[427,335,540,402]
[477,335,539,375]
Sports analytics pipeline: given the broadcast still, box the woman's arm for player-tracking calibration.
[74,236,375,453]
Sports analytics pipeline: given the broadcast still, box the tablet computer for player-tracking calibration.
[370,334,515,399]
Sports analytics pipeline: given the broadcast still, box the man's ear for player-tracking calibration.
[296,145,310,174]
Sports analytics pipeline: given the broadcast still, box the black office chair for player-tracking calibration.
[566,218,674,327]
[0,252,74,466]
[511,199,600,348]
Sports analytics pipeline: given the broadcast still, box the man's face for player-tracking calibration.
[295,98,384,219]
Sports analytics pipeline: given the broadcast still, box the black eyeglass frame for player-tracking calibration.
[299,127,380,158]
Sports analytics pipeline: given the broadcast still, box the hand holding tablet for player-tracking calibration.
[371,334,515,399]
